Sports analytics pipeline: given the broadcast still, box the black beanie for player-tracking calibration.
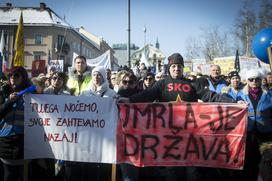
[168,53,184,67]
[228,71,240,79]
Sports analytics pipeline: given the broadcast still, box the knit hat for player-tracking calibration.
[92,66,107,83]
[245,69,264,80]
[228,71,240,79]
[168,53,184,67]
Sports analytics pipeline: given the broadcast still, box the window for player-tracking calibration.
[73,42,76,50]
[35,35,42,44]
[57,35,64,46]
[82,46,85,55]
[33,51,43,60]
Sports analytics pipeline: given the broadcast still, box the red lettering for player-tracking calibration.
[182,84,191,92]
[168,83,173,91]
[174,83,182,91]
[44,132,78,143]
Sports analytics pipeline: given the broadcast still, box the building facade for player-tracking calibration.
[0,3,116,73]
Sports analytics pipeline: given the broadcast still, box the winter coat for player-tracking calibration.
[43,86,70,95]
[67,66,92,96]
[221,86,243,101]
[129,76,234,103]
[208,78,227,93]
[81,81,116,98]
[237,85,272,133]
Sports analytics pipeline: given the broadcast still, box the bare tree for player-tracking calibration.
[185,36,202,60]
[259,0,272,29]
[234,0,258,57]
[200,26,232,61]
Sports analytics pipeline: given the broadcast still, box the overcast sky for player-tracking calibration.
[2,0,261,57]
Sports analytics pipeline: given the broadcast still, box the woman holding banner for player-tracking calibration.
[0,66,31,181]
[80,66,116,181]
[237,69,272,181]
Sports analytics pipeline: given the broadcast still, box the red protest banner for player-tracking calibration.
[117,102,247,170]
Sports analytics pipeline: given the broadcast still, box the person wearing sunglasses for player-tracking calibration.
[236,69,272,181]
[0,66,31,181]
[137,72,155,91]
[44,72,70,95]
[117,71,138,98]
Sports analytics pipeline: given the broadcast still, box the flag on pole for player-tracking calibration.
[48,49,51,65]
[13,12,24,67]
[0,30,4,77]
[234,49,240,73]
[0,30,8,74]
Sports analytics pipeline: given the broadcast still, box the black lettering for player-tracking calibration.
[212,138,230,163]
[124,134,139,156]
[141,135,159,159]
[210,106,223,131]
[199,136,218,160]
[121,104,131,128]
[184,134,199,159]
[184,103,198,129]
[163,135,182,160]
[152,103,166,128]
[169,103,183,131]
[224,107,238,130]
[133,105,151,129]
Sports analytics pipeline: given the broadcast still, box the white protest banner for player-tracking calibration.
[48,59,64,72]
[24,94,117,163]
[72,50,111,69]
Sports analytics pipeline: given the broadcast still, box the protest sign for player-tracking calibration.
[117,102,247,170]
[48,59,64,72]
[24,94,117,163]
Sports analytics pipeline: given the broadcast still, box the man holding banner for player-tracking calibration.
[125,53,239,181]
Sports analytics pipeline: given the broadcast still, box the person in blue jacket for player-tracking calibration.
[0,66,31,181]
[221,71,244,101]
[237,69,272,181]
[207,65,227,93]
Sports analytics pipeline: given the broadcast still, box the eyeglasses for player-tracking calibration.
[111,77,116,80]
[145,77,154,81]
[122,80,134,85]
[248,78,261,82]
[52,76,62,81]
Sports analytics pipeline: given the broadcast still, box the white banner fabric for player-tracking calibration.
[24,94,117,163]
[72,50,111,69]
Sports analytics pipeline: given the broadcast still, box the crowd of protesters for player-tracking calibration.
[0,53,271,181]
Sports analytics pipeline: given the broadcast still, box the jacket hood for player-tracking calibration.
[68,66,92,80]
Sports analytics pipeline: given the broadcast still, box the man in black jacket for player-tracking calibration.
[129,53,233,104]
[124,53,236,181]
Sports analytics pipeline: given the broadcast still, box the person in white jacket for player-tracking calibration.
[81,66,116,98]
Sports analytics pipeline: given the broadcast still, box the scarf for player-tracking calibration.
[249,87,260,101]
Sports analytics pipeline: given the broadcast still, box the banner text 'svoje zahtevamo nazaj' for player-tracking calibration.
[117,102,247,170]
[24,94,117,163]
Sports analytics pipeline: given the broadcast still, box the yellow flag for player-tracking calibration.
[13,12,24,67]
